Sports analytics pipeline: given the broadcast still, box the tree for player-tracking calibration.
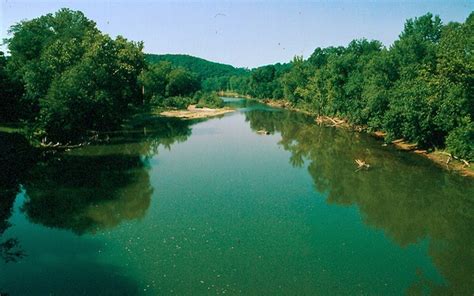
[5,9,145,143]
[246,12,472,159]
[166,67,200,97]
[281,56,309,105]
[139,61,173,103]
[249,65,278,99]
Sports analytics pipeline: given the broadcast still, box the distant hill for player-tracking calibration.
[144,54,248,80]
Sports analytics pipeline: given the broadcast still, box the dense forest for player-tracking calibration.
[0,9,472,160]
[227,13,473,161]
[145,54,248,91]
[0,9,219,144]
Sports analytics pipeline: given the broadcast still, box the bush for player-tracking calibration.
[195,92,224,108]
[161,96,195,109]
[445,118,474,161]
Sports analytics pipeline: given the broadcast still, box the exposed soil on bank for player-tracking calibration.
[259,98,473,178]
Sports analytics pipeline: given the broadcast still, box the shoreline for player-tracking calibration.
[254,97,473,178]
[158,104,235,119]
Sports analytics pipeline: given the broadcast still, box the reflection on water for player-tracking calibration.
[0,100,473,295]
[21,154,153,234]
[0,133,35,263]
[1,116,195,235]
[1,116,197,294]
[245,106,474,295]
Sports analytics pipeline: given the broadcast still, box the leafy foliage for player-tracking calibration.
[138,61,200,108]
[166,67,200,97]
[233,13,474,160]
[145,54,249,92]
[2,10,472,159]
[195,91,224,108]
[4,9,145,143]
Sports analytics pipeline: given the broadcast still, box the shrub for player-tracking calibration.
[445,118,474,161]
[161,96,195,109]
[195,92,224,108]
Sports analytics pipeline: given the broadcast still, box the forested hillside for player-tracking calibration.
[145,54,249,91]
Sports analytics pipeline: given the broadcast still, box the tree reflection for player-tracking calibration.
[21,154,152,234]
[1,116,196,294]
[68,116,196,157]
[20,116,196,234]
[0,133,34,263]
[245,107,474,295]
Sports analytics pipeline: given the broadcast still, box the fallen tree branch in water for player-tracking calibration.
[439,151,471,167]
[40,141,85,149]
[355,159,370,171]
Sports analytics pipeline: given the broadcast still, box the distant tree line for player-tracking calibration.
[139,60,200,109]
[145,54,248,92]
[138,60,225,109]
[227,13,473,160]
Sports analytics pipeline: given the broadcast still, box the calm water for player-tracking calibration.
[1,98,473,295]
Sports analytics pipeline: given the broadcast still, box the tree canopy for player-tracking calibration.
[1,10,472,160]
[3,8,145,143]
[228,13,474,160]
[145,53,249,92]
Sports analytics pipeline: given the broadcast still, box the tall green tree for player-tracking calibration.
[139,61,173,103]
[5,9,145,142]
[166,67,200,97]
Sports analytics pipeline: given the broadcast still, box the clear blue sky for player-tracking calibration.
[1,0,472,68]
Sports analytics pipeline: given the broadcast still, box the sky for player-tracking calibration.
[1,0,472,68]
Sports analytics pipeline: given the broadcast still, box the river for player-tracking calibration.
[0,98,473,295]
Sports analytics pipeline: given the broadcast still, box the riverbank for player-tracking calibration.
[217,91,252,99]
[158,104,235,119]
[257,97,473,178]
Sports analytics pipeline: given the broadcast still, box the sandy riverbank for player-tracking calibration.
[159,105,235,119]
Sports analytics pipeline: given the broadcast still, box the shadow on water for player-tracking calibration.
[245,107,474,295]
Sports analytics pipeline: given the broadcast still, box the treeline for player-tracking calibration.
[0,9,217,144]
[139,60,200,108]
[228,13,473,160]
[138,60,225,109]
[145,54,248,92]
[1,9,472,159]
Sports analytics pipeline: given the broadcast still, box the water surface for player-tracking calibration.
[1,99,473,295]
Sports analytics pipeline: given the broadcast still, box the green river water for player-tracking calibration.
[0,98,473,295]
